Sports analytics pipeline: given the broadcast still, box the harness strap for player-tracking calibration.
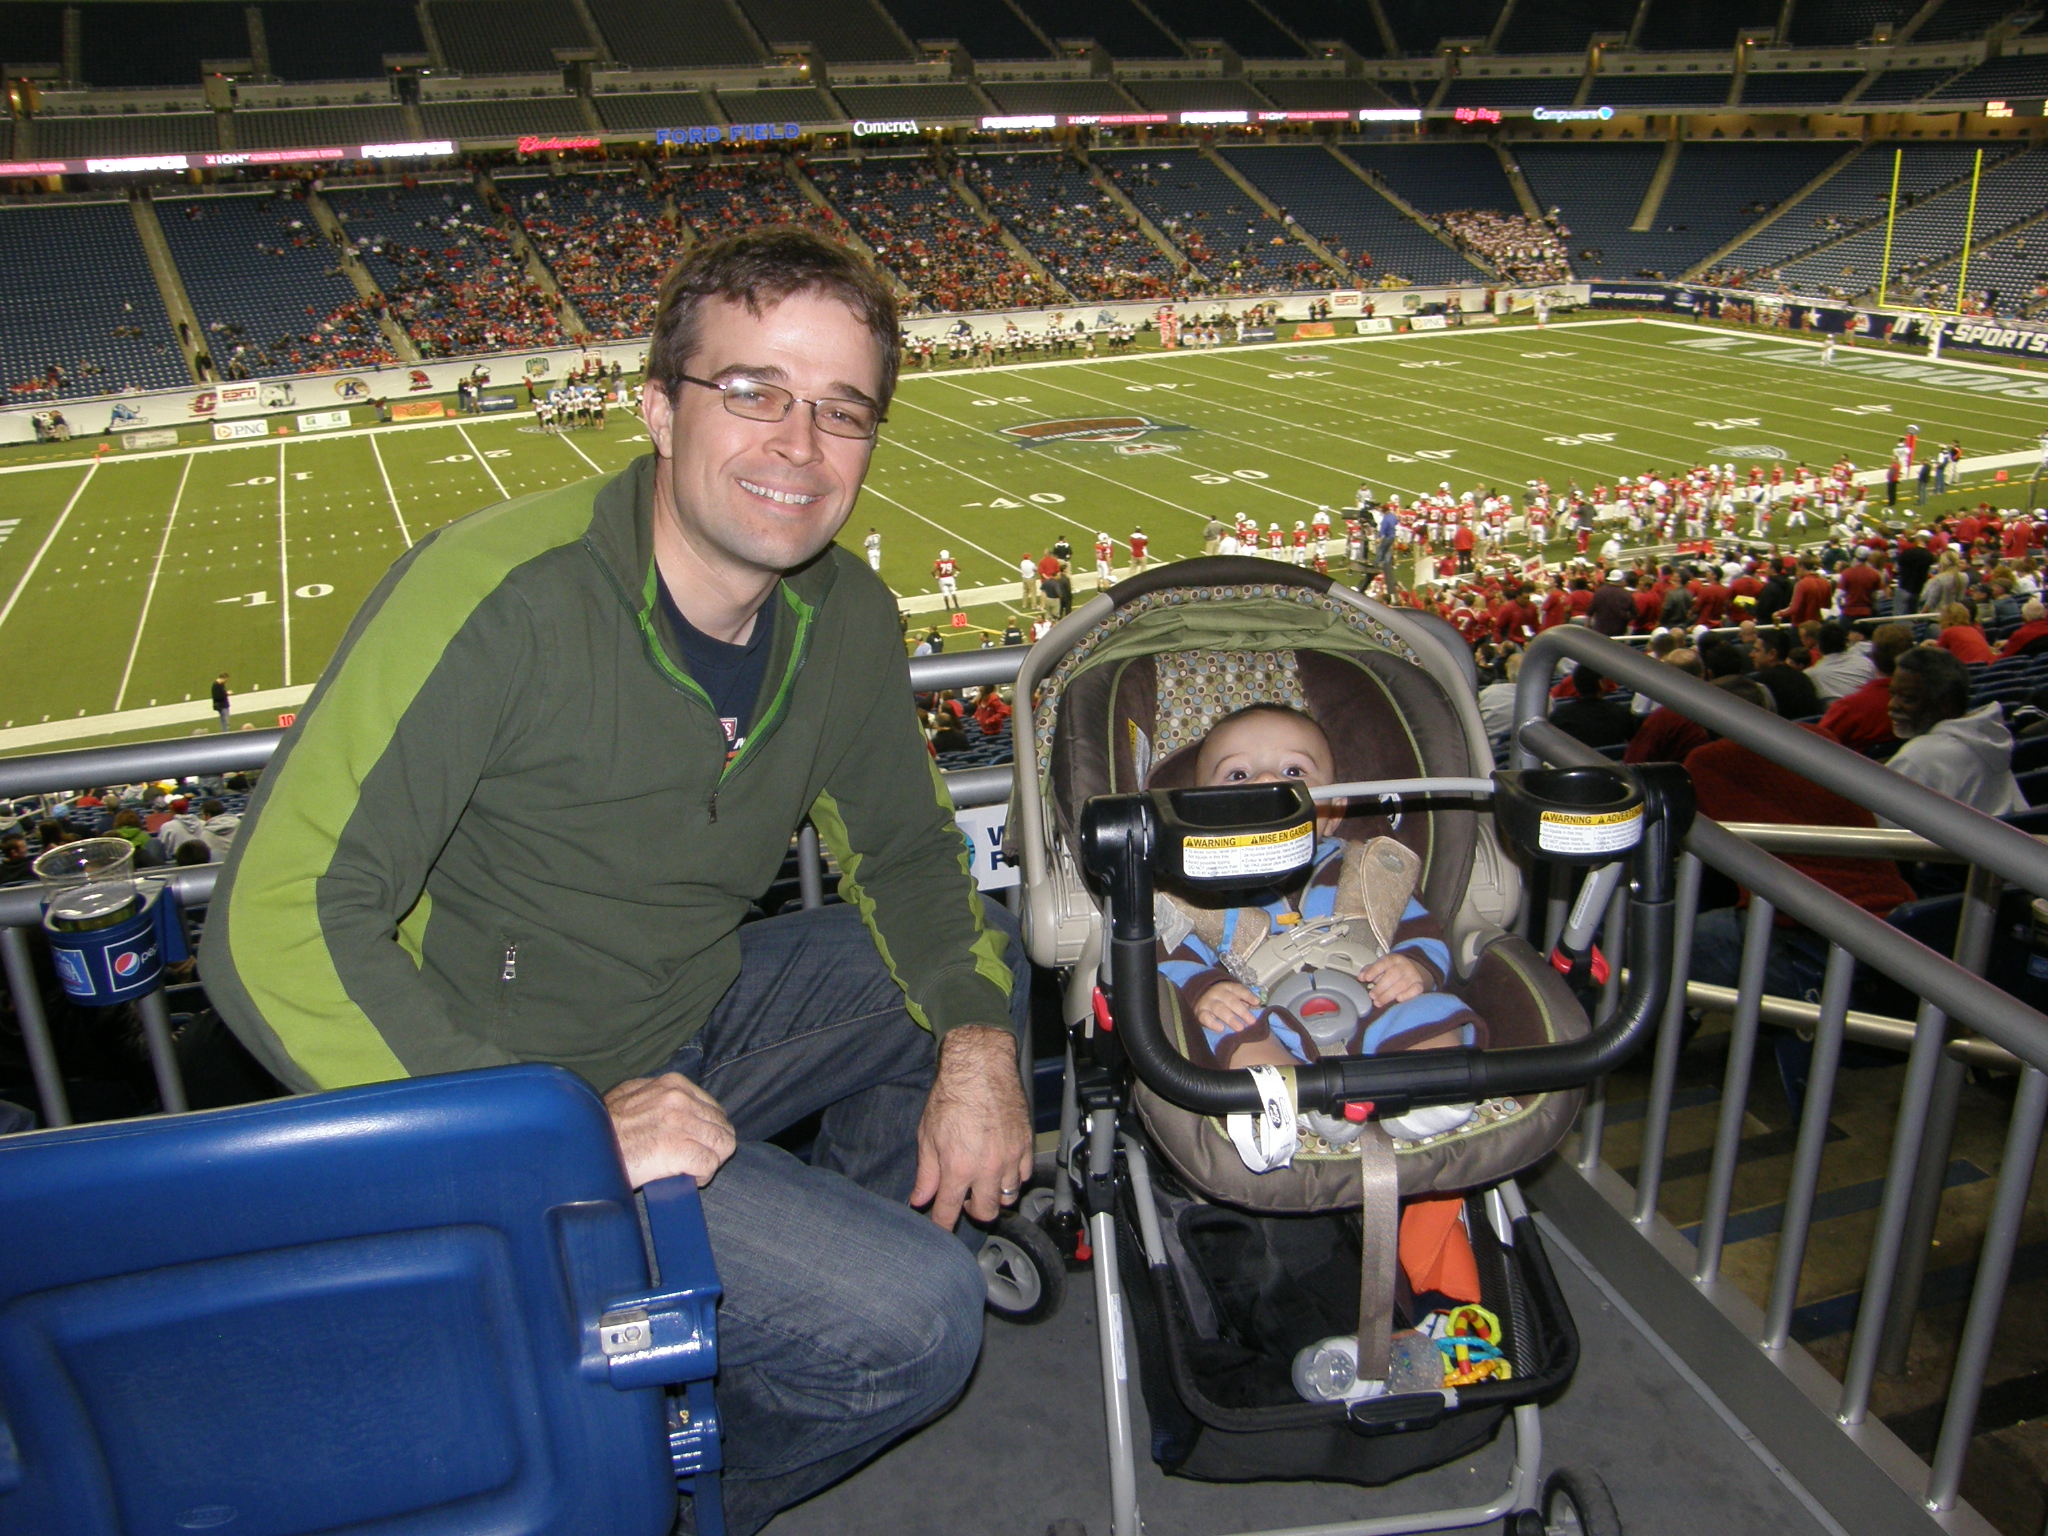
[1355,1124,1399,1382]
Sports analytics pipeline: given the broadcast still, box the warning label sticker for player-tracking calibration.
[1184,822,1316,880]
[1538,805,1641,856]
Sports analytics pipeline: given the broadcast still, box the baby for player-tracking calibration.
[1157,705,1485,1083]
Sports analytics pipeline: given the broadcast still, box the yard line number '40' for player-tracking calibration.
[217,586,335,606]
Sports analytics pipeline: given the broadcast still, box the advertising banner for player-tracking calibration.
[1409,315,1449,331]
[477,395,520,412]
[391,401,447,421]
[1292,321,1336,338]
[1587,282,1679,309]
[120,430,179,451]
[1356,317,1395,334]
[952,803,1019,892]
[212,420,269,441]
[295,410,351,432]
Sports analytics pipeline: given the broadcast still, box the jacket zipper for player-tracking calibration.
[501,943,518,982]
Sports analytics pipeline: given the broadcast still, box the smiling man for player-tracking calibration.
[203,228,1031,1535]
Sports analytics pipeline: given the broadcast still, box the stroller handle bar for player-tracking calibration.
[1079,764,1694,1118]
[1312,778,1495,803]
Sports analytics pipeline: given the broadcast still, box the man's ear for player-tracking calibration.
[641,380,674,458]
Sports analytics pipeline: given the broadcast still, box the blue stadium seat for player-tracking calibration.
[0,1063,723,1536]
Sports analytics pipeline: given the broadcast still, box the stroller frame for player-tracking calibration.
[1008,559,1686,1536]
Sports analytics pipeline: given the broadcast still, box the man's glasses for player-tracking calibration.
[676,374,883,440]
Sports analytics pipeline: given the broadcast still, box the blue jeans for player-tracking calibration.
[1688,906,1831,1004]
[666,899,1030,1535]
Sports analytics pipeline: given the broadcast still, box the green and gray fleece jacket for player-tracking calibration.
[202,454,1012,1094]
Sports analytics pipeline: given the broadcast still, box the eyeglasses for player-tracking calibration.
[675,373,883,440]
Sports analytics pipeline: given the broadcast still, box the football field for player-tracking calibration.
[2,316,2045,753]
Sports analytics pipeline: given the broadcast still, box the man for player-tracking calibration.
[203,230,1030,1536]
[1882,647,2024,821]
[2001,598,2048,658]
[863,526,881,573]
[1586,568,1635,637]
[1806,621,1875,703]
[1750,625,1821,721]
[1130,524,1151,571]
[1550,662,1637,751]
[212,671,232,732]
[1819,621,1914,754]
[934,547,960,611]
[1893,529,1933,615]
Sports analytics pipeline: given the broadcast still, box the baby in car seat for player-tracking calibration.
[1157,704,1487,1139]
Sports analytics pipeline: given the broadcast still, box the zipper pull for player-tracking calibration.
[707,791,718,823]
[501,943,518,982]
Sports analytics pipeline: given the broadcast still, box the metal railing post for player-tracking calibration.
[1762,942,1855,1351]
[1694,896,1775,1286]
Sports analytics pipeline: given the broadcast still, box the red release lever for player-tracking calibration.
[1550,943,1611,986]
[1092,985,1114,1033]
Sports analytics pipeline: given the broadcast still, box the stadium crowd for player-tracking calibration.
[1437,210,1572,284]
[338,198,563,357]
[958,156,1187,302]
[807,157,1051,315]
[510,175,679,341]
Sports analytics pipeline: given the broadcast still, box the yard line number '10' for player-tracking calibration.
[217,586,335,606]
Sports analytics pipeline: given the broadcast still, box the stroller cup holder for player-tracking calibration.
[1079,763,1692,1122]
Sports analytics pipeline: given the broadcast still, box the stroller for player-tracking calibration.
[1006,558,1689,1536]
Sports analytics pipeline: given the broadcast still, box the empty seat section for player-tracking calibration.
[584,0,762,68]
[1378,0,1505,53]
[1497,0,1638,54]
[324,180,563,358]
[733,0,912,62]
[260,1,425,81]
[426,0,596,75]
[833,83,987,119]
[1851,66,1960,105]
[1254,77,1390,110]
[1784,0,1904,45]
[1596,72,1735,105]
[34,114,218,157]
[1341,142,1518,214]
[960,151,1180,301]
[874,0,1050,58]
[0,202,188,403]
[668,159,849,243]
[1142,0,1304,56]
[232,106,411,150]
[1738,69,1863,105]
[1924,53,2048,102]
[1847,146,2048,308]
[158,192,394,377]
[1512,142,1665,275]
[1637,0,1776,49]
[1711,143,1980,278]
[715,86,843,123]
[1628,142,1845,277]
[1011,0,1185,56]
[1225,144,1490,286]
[980,80,1141,115]
[419,97,589,139]
[1092,146,1340,290]
[502,170,675,341]
[0,2,66,66]
[592,90,719,132]
[1440,76,1579,107]
[78,2,249,87]
[1911,0,2022,40]
[1122,78,1270,111]
[807,155,1050,312]
[1254,0,1387,55]
[1775,144,2037,300]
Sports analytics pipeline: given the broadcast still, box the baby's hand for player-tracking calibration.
[1359,951,1432,1007]
[1194,981,1262,1035]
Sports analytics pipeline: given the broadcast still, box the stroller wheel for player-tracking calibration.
[980,1211,1068,1324]
[1525,1467,1621,1536]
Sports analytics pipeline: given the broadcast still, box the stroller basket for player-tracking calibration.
[1121,1181,1578,1486]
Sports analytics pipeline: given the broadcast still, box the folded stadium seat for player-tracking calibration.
[0,1064,724,1536]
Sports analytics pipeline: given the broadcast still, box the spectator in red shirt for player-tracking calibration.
[1935,603,1995,665]
[2000,598,2048,658]
[1624,649,1711,765]
[1819,623,1915,753]
[1778,559,1833,626]
[1837,550,1886,622]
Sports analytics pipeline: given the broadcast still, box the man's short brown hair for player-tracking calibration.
[645,227,900,413]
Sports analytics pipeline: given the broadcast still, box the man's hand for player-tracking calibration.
[604,1072,737,1190]
[909,1024,1033,1230]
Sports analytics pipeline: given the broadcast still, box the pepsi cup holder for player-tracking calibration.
[41,878,189,1006]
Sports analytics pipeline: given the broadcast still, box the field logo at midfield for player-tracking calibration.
[1713,443,1788,460]
[1001,415,1191,448]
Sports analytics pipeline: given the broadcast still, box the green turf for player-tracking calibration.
[3,315,2045,749]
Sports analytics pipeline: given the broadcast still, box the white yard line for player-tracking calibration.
[114,451,194,711]
[277,443,293,686]
[0,460,97,640]
[456,421,510,500]
[555,428,604,475]
[369,431,413,548]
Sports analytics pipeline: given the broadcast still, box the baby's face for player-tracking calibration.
[1195,711,1336,793]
